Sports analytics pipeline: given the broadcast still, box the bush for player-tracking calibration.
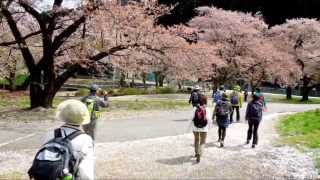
[155,87,176,94]
[75,88,90,97]
[118,88,149,96]
[0,73,29,87]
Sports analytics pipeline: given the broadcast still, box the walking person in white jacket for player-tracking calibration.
[190,95,212,163]
[43,100,94,180]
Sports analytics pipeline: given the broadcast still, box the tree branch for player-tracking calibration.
[18,1,46,30]
[0,30,42,46]
[1,6,35,71]
[52,16,86,53]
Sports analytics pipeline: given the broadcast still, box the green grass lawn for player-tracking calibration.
[106,99,189,111]
[266,95,320,104]
[278,109,320,172]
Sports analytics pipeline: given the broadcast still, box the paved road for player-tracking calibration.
[1,101,319,151]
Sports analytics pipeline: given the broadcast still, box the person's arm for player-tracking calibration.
[189,93,193,104]
[97,97,108,108]
[77,137,94,180]
[245,103,250,121]
[212,105,217,121]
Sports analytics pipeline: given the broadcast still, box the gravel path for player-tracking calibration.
[0,101,319,179]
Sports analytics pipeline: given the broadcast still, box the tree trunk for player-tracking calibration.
[8,71,16,91]
[154,72,159,87]
[159,75,164,87]
[120,72,126,87]
[29,62,59,109]
[301,86,310,101]
[286,86,292,100]
[142,73,147,88]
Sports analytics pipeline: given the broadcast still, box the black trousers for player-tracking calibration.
[230,106,240,122]
[247,119,260,145]
[218,126,226,141]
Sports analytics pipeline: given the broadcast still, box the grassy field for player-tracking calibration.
[278,109,320,171]
[106,99,189,111]
[266,94,320,104]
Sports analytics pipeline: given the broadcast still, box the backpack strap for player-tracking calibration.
[65,130,84,141]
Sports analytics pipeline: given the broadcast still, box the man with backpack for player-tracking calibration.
[82,84,108,140]
[245,94,264,148]
[212,85,225,104]
[28,100,94,180]
[190,94,212,163]
[189,85,201,107]
[229,85,243,123]
[213,93,232,148]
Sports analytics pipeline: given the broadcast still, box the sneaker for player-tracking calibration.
[196,154,200,163]
[220,141,224,148]
[252,144,256,148]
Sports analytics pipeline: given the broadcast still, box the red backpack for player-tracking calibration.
[193,106,208,128]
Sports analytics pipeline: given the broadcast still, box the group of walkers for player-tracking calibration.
[27,84,266,179]
[189,85,266,163]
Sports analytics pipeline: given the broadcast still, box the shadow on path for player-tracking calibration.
[157,155,197,165]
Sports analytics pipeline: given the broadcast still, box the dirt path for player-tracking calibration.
[93,113,318,179]
[0,103,319,179]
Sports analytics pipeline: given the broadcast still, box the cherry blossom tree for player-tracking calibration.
[268,19,320,100]
[188,7,300,91]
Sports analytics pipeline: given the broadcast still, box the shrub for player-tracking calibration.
[118,88,149,95]
[155,87,176,94]
[75,88,90,97]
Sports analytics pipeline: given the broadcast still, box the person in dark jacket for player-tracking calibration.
[245,94,264,148]
[213,93,232,147]
[189,85,201,107]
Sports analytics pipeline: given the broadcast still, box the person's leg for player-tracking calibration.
[230,106,235,123]
[220,127,226,147]
[236,106,240,122]
[247,120,253,144]
[218,126,222,141]
[221,127,226,141]
[199,132,207,156]
[193,132,200,156]
[253,121,261,146]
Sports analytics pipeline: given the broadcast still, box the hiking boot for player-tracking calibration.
[196,154,200,163]
[252,144,256,148]
[218,138,221,143]
[246,140,250,145]
[220,141,224,148]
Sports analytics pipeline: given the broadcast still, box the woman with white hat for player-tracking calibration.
[45,100,94,179]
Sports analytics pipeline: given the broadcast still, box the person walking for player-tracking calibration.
[254,88,266,109]
[244,89,249,102]
[82,84,108,140]
[245,94,264,148]
[189,85,201,107]
[212,85,225,105]
[213,93,232,148]
[229,85,243,123]
[28,100,94,180]
[190,95,212,163]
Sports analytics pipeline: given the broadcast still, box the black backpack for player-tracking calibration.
[191,91,200,104]
[230,93,239,105]
[216,101,230,116]
[193,106,208,128]
[247,101,263,120]
[28,128,83,180]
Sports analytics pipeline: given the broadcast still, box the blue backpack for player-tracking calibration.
[213,91,222,103]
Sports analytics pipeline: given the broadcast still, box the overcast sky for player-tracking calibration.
[35,0,80,11]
